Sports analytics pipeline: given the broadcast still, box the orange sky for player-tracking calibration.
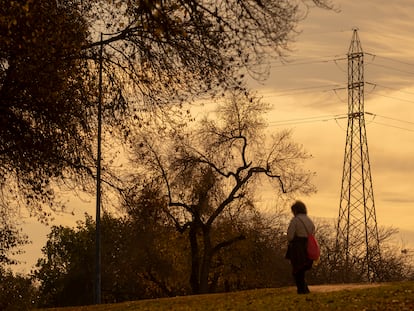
[252,0,414,246]
[13,0,414,273]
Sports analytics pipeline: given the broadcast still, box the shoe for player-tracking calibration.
[297,287,310,294]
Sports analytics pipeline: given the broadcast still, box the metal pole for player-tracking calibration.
[95,32,103,304]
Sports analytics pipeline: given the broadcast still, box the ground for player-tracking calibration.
[309,283,382,293]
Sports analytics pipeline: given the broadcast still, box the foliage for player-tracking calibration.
[34,219,95,307]
[210,209,293,292]
[0,205,29,266]
[37,282,414,311]
[309,222,414,284]
[125,90,314,294]
[34,211,190,308]
[0,223,29,266]
[35,189,295,307]
[0,267,37,311]
[0,0,96,220]
[121,184,192,298]
[0,202,31,311]
[84,0,333,109]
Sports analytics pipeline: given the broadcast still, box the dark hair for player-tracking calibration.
[291,200,307,215]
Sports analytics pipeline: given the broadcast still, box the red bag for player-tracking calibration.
[306,234,320,260]
[297,217,320,260]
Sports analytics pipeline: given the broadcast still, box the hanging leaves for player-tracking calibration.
[0,0,94,216]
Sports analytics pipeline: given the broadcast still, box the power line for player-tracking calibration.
[267,112,414,132]
[253,53,414,101]
[369,92,414,104]
[373,114,414,125]
[367,54,414,68]
[269,57,347,68]
[260,80,414,102]
[267,53,414,73]
[368,63,414,76]
[370,121,414,132]
[263,52,414,79]
[259,84,345,98]
[298,29,350,37]
[267,113,348,126]
[366,82,414,96]
[257,55,414,99]
[250,45,414,133]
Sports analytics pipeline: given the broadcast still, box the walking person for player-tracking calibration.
[285,200,315,294]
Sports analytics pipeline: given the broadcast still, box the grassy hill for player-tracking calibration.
[40,282,414,311]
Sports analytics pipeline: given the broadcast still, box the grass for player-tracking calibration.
[39,282,414,311]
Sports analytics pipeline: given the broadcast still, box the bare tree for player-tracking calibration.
[0,0,333,224]
[126,90,314,293]
[310,222,414,284]
[84,0,334,107]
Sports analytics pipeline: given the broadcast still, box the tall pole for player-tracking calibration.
[335,29,381,282]
[95,32,103,304]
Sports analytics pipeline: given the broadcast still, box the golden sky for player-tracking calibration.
[14,0,414,273]
[252,0,414,245]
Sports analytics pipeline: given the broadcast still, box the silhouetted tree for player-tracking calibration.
[34,218,95,307]
[0,208,29,266]
[0,267,37,311]
[126,91,315,294]
[308,222,414,284]
[0,0,96,221]
[209,208,292,292]
[34,209,189,307]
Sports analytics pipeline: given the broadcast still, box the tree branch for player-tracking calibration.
[211,234,246,255]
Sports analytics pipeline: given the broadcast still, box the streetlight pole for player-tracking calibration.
[95,32,103,304]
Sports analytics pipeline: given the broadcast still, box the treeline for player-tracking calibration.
[2,203,413,310]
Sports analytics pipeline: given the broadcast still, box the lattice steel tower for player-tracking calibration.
[335,29,381,282]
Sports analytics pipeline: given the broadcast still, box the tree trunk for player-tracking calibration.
[189,223,200,294]
[188,221,213,295]
[199,226,212,294]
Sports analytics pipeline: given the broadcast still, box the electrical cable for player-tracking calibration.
[267,113,348,127]
[370,121,414,132]
[365,82,414,96]
[267,112,414,133]
[367,63,414,76]
[268,57,346,68]
[367,54,414,68]
[369,93,414,104]
[369,113,414,125]
[259,84,345,98]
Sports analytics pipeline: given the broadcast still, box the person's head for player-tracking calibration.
[291,200,307,216]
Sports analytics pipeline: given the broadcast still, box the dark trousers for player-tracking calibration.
[287,237,312,294]
[293,268,310,294]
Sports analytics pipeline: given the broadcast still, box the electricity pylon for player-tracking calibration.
[335,29,381,282]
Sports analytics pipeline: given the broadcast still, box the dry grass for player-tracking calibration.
[38,282,414,311]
